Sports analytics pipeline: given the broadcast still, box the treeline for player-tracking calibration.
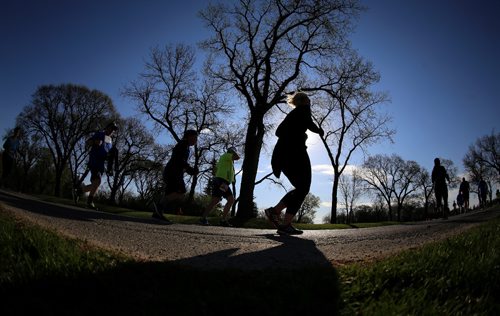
[0,82,246,215]
[333,134,500,223]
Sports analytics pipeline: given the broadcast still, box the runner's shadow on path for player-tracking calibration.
[171,233,333,270]
[0,189,163,226]
[2,235,340,315]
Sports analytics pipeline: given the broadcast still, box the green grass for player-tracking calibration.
[339,206,500,315]
[1,205,499,315]
[36,194,399,230]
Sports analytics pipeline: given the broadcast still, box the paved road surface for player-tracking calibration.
[1,189,498,270]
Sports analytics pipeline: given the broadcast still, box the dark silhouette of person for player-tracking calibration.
[201,147,240,226]
[456,192,464,214]
[75,122,118,209]
[153,130,198,223]
[265,92,324,235]
[431,158,450,219]
[459,177,470,211]
[478,178,488,209]
[1,127,21,187]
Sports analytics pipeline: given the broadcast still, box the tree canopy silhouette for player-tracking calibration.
[17,84,116,196]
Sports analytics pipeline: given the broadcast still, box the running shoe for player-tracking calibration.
[264,207,280,228]
[220,219,233,227]
[152,212,172,224]
[199,217,210,226]
[277,224,303,235]
[86,201,99,211]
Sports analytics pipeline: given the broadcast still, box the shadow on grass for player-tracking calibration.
[0,189,164,226]
[2,235,340,315]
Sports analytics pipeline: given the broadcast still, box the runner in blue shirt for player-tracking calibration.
[75,122,118,209]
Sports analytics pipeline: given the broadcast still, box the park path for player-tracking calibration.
[1,189,498,270]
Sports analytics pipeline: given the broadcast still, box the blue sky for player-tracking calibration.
[1,0,499,221]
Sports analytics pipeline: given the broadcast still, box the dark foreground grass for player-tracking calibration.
[0,209,339,315]
[339,211,500,315]
[2,205,499,315]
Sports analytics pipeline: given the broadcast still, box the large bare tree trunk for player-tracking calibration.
[237,113,265,219]
[330,174,339,224]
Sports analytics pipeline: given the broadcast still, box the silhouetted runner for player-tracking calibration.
[478,178,488,209]
[153,130,198,223]
[432,158,450,219]
[1,127,21,187]
[457,192,464,214]
[459,177,470,211]
[75,122,118,210]
[200,147,240,226]
[265,92,324,235]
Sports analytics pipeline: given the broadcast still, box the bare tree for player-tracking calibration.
[464,132,500,177]
[392,159,421,221]
[3,128,43,192]
[305,52,393,223]
[359,154,398,221]
[444,158,459,185]
[416,168,434,219]
[339,169,363,224]
[105,117,156,205]
[322,215,332,224]
[133,144,170,202]
[17,131,42,179]
[68,136,91,190]
[464,152,497,204]
[125,44,236,201]
[360,155,423,221]
[295,193,320,223]
[200,0,362,219]
[17,84,116,196]
[464,132,499,203]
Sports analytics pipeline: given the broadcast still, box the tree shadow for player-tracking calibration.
[0,189,163,225]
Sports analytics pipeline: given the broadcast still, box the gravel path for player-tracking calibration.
[1,189,499,270]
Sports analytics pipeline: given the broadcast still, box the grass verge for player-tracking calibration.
[339,211,500,315]
[37,194,398,230]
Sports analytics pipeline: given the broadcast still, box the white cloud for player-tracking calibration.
[311,164,335,175]
[311,164,359,176]
[320,201,332,207]
[343,164,359,176]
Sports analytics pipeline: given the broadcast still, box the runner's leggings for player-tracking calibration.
[280,149,311,216]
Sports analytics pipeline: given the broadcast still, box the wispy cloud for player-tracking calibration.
[320,201,332,207]
[311,164,335,175]
[311,164,359,176]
